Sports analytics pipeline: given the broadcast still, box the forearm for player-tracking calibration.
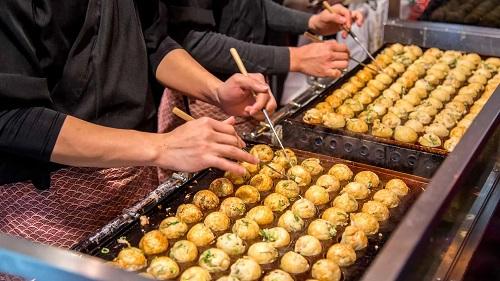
[51,116,160,168]
[183,31,291,75]
[155,48,222,105]
[263,0,312,34]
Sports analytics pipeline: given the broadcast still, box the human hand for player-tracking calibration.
[155,117,257,175]
[290,41,349,78]
[309,4,364,37]
[215,73,277,121]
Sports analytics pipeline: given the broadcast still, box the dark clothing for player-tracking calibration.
[168,0,311,75]
[0,0,180,187]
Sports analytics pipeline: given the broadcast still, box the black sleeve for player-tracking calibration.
[139,0,183,73]
[182,30,290,75]
[263,0,312,34]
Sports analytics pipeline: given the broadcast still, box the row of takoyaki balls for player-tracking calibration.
[111,145,411,281]
[303,43,500,151]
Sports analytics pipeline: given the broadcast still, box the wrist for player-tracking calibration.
[308,14,319,34]
[141,132,167,168]
[289,47,303,73]
[205,76,223,106]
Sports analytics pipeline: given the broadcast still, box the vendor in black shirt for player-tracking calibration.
[0,0,275,248]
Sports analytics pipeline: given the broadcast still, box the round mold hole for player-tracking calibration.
[390,152,401,162]
[407,155,417,166]
[344,143,353,153]
[359,145,369,156]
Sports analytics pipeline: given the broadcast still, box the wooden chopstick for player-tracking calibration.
[172,107,195,122]
[304,31,323,43]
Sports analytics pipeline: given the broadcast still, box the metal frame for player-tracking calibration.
[360,84,500,281]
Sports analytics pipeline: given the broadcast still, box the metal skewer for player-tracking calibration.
[172,106,288,178]
[322,1,384,72]
[229,48,293,169]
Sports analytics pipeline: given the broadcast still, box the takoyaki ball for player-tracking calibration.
[263,270,294,281]
[424,97,444,109]
[220,197,246,218]
[367,103,388,116]
[375,73,393,86]
[382,112,401,129]
[193,190,220,211]
[415,105,438,117]
[316,174,341,193]
[177,204,203,224]
[326,243,357,267]
[230,257,262,281]
[232,218,260,240]
[332,193,358,213]
[260,227,291,248]
[210,178,234,197]
[418,133,442,148]
[308,219,337,240]
[390,43,404,54]
[246,206,274,226]
[394,126,418,144]
[240,161,260,176]
[278,210,305,232]
[425,123,449,138]
[397,75,415,89]
[447,69,467,83]
[292,198,317,219]
[453,94,474,106]
[361,86,380,99]
[457,118,473,129]
[113,247,147,271]
[414,79,433,92]
[402,92,421,106]
[303,108,323,125]
[139,230,169,255]
[322,207,349,226]
[408,45,423,57]
[217,276,240,281]
[280,251,310,274]
[287,165,312,187]
[469,74,488,85]
[224,169,250,185]
[341,182,370,200]
[159,217,189,239]
[322,112,346,129]
[426,69,447,81]
[305,185,331,205]
[354,110,375,124]
[335,104,355,119]
[404,119,425,134]
[362,201,390,222]
[340,225,368,251]
[346,118,369,133]
[216,233,246,256]
[350,212,379,236]
[389,106,410,120]
[409,87,428,100]
[463,113,478,122]
[463,53,481,65]
[169,240,198,263]
[371,119,393,139]
[354,170,380,188]
[456,59,476,70]
[325,94,343,109]
[356,69,374,82]
[312,259,342,281]
[341,82,358,95]
[355,92,374,105]
[375,96,394,108]
[273,149,298,168]
[450,126,467,138]
[264,193,290,212]
[350,76,366,89]
[394,99,415,113]
[187,223,215,247]
[344,99,364,113]
[247,242,278,264]
[180,266,212,281]
[485,57,500,67]
[373,189,400,208]
[445,101,467,116]
[444,137,460,152]
[408,111,432,125]
[375,53,392,66]
[475,67,494,79]
[249,173,273,192]
[295,235,322,256]
[235,185,261,204]
[205,211,231,232]
[390,62,406,74]
[147,257,180,280]
[260,162,285,180]
[315,102,333,113]
[386,85,403,98]
[328,163,354,181]
[199,248,231,273]
[250,144,274,163]
[385,178,409,197]
[407,63,426,77]
[424,47,442,57]
[434,113,457,129]
[332,88,352,100]
[301,158,324,176]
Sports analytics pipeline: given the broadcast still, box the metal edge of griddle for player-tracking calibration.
[359,82,500,281]
[72,172,193,253]
[433,162,500,281]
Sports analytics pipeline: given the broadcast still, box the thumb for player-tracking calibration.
[223,116,237,125]
[325,12,346,25]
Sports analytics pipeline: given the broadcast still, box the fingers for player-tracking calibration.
[214,144,258,164]
[233,73,270,94]
[248,91,271,116]
[265,89,278,113]
[325,68,343,78]
[207,155,247,175]
[211,131,246,148]
[331,4,351,29]
[326,41,348,53]
[352,11,364,26]
[328,59,349,70]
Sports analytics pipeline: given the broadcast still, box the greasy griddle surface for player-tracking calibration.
[90,148,428,281]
